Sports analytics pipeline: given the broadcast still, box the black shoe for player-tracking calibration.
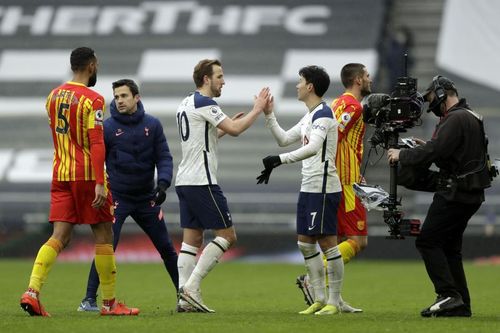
[434,304,471,317]
[420,295,464,317]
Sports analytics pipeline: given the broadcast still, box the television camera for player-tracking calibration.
[361,57,424,239]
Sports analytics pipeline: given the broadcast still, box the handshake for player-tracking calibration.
[256,155,282,184]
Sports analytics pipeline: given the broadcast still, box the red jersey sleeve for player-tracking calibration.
[88,98,106,184]
[337,103,362,138]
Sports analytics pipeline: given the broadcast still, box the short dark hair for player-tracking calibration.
[340,63,365,88]
[422,75,458,100]
[298,65,330,97]
[193,59,222,88]
[112,79,140,96]
[70,47,96,72]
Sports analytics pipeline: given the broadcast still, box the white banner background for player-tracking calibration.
[437,0,500,91]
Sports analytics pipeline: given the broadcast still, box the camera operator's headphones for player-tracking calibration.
[431,75,447,104]
[427,75,455,114]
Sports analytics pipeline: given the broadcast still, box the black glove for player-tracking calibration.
[153,181,168,206]
[263,155,282,170]
[256,155,282,185]
[256,168,273,184]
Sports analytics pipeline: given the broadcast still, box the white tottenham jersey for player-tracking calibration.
[265,102,341,193]
[175,91,227,186]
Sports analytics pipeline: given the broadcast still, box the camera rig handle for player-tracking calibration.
[385,130,405,238]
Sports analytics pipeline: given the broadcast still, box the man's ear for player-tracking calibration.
[354,75,362,86]
[203,75,210,85]
[87,61,96,75]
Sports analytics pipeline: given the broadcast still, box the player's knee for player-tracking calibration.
[214,228,237,246]
[358,238,368,251]
[348,237,367,252]
[50,233,71,248]
[91,222,113,244]
[224,233,237,246]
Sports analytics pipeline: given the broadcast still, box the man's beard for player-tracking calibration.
[211,83,221,97]
[361,86,371,98]
[88,72,97,87]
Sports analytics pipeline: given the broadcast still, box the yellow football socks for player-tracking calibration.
[95,243,117,301]
[28,237,63,292]
[338,239,360,264]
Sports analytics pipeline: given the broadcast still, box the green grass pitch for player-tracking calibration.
[1,259,499,333]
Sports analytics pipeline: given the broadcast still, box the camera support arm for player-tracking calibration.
[388,131,400,207]
[379,126,421,239]
[384,129,405,239]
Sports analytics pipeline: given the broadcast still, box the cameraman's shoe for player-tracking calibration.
[421,295,464,317]
[433,305,471,317]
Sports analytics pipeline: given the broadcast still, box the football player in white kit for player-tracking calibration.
[175,59,271,313]
[257,65,344,315]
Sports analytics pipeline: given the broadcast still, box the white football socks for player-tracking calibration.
[298,241,326,304]
[324,245,344,306]
[177,242,199,288]
[184,236,230,291]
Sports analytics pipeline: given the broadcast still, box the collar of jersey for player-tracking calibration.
[66,81,87,87]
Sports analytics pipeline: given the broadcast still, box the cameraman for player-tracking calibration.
[387,76,488,317]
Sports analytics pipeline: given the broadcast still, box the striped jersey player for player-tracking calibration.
[46,82,106,184]
[20,47,139,317]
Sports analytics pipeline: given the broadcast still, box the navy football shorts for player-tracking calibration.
[296,191,341,236]
[175,185,233,230]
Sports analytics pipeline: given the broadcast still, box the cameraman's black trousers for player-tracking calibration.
[415,194,481,310]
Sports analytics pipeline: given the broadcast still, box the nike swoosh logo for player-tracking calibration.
[308,225,316,231]
[429,297,451,311]
[115,132,124,136]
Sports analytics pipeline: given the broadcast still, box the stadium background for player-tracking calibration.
[0,0,499,262]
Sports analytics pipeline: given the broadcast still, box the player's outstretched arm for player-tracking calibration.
[218,112,245,138]
[217,87,270,136]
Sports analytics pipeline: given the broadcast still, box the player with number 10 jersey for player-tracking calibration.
[175,91,226,186]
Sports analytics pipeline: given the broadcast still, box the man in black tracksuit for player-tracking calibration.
[78,79,179,311]
[387,76,490,317]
